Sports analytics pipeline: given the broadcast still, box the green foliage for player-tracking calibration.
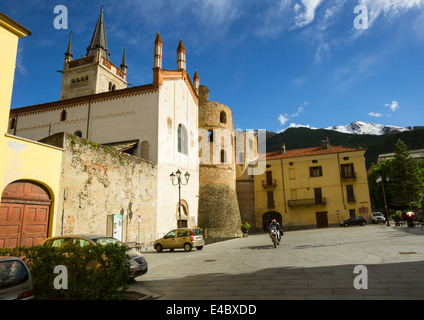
[368,139,424,211]
[387,139,422,208]
[0,244,130,300]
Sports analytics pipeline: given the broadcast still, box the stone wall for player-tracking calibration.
[197,184,242,239]
[41,133,157,243]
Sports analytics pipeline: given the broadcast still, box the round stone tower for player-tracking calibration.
[197,85,243,240]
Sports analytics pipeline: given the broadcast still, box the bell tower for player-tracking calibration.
[59,8,128,100]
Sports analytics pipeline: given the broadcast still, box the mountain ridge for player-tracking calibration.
[265,125,424,168]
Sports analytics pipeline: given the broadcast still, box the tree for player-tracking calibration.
[387,139,422,209]
[368,159,392,210]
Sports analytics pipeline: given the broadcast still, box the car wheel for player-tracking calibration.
[155,244,163,253]
[196,246,203,250]
[184,243,192,252]
[344,224,349,227]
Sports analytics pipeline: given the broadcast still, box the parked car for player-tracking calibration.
[41,234,148,278]
[0,257,34,300]
[340,216,367,227]
[154,228,204,252]
[372,212,386,224]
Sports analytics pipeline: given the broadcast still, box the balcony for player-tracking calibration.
[288,197,326,209]
[341,172,357,180]
[262,179,277,189]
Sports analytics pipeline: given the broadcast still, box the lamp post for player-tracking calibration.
[170,169,190,227]
[376,175,390,226]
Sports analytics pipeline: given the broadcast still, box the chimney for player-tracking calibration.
[281,143,286,154]
[322,137,330,149]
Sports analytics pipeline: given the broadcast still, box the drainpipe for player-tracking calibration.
[86,96,91,139]
[337,153,346,210]
[280,159,287,213]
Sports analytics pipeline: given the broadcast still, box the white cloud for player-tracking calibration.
[278,114,290,125]
[358,0,424,28]
[385,101,399,112]
[368,111,383,118]
[293,0,324,28]
[278,101,308,127]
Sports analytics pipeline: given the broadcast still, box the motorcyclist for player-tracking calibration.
[269,219,282,242]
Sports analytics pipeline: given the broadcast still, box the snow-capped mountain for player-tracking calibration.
[329,121,411,135]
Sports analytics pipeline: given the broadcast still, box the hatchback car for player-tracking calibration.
[372,212,386,224]
[154,228,204,252]
[0,257,34,300]
[41,234,148,278]
[340,216,367,227]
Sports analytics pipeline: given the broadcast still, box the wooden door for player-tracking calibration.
[316,211,328,228]
[0,181,51,248]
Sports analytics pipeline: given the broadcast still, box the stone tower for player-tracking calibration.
[59,8,128,100]
[197,85,243,240]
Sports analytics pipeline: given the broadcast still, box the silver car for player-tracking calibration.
[372,212,386,224]
[42,234,148,278]
[0,257,34,300]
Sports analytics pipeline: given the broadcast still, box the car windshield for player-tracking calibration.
[373,213,382,216]
[93,237,124,246]
[0,260,29,288]
[192,228,202,236]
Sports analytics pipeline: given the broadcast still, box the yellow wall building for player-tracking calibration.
[0,12,63,248]
[255,139,371,230]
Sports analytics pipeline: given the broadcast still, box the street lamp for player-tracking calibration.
[170,169,190,227]
[376,175,390,226]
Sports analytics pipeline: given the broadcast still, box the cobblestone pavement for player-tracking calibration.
[130,224,424,300]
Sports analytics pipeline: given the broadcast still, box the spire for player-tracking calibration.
[64,31,73,59]
[193,70,199,93]
[120,46,127,70]
[86,6,110,61]
[154,32,163,69]
[177,39,186,71]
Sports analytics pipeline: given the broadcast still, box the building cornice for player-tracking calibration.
[9,83,160,117]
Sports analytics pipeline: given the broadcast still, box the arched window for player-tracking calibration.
[220,111,226,124]
[178,124,188,155]
[60,110,67,121]
[221,149,226,163]
[9,117,16,130]
[208,130,213,142]
[74,131,82,138]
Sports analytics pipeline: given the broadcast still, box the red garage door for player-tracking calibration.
[0,181,51,248]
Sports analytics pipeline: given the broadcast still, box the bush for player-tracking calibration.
[0,244,130,300]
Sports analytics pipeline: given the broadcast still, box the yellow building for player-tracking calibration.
[255,139,371,230]
[0,12,63,248]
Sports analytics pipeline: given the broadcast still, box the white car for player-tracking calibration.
[372,212,386,224]
[0,257,34,300]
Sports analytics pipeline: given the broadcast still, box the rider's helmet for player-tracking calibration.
[272,219,276,223]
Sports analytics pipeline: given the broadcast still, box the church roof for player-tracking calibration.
[86,8,110,61]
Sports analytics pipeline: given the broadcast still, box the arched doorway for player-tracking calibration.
[176,199,189,228]
[0,180,52,248]
[262,211,282,231]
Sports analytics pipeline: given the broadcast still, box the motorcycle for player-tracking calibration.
[269,226,280,248]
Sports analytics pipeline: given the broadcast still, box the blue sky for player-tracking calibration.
[2,0,424,133]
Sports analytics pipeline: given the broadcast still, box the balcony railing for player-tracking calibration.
[288,197,326,208]
[262,179,277,189]
[341,172,357,180]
